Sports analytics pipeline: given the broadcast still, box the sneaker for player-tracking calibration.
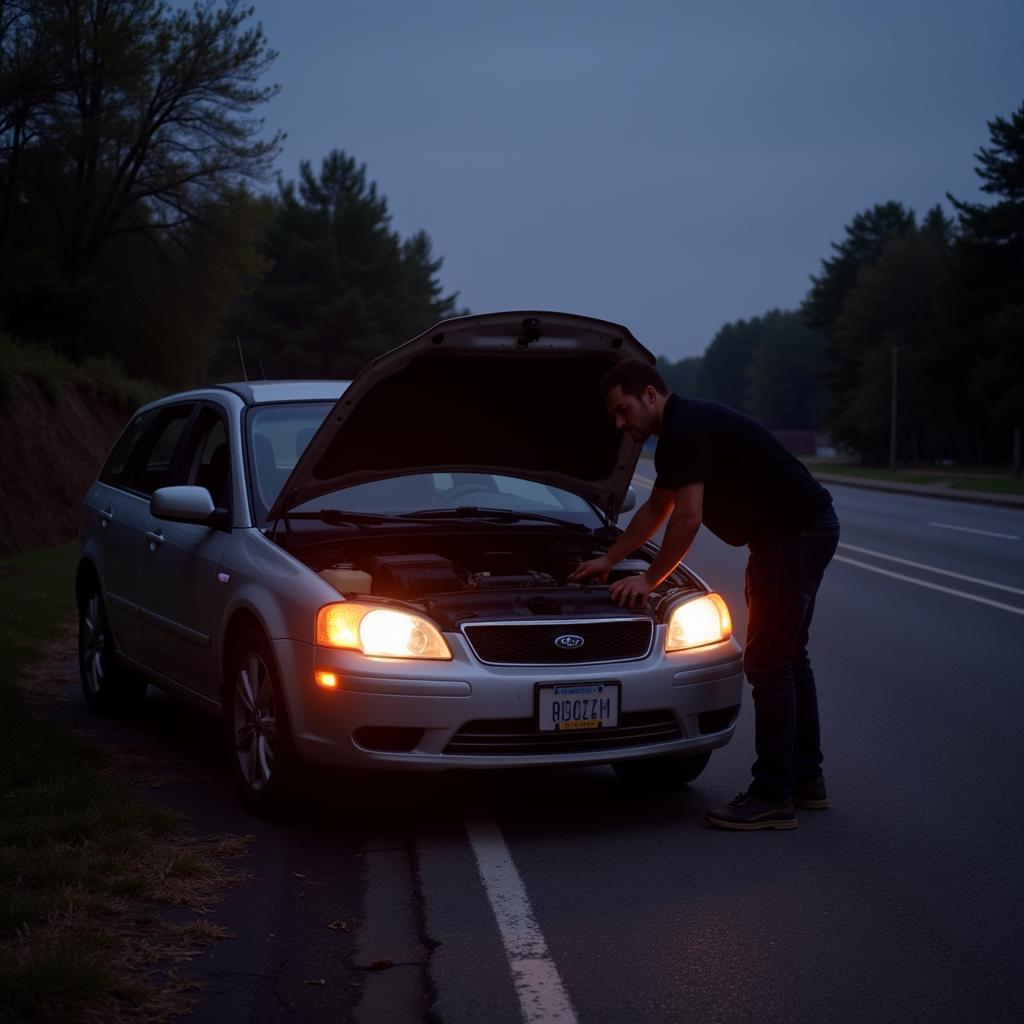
[705,792,798,831]
[793,776,828,810]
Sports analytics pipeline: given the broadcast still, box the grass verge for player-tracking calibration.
[804,460,1024,496]
[0,543,248,1023]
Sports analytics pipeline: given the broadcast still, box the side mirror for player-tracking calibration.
[151,486,229,529]
[620,486,637,513]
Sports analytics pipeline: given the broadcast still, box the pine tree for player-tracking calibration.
[949,100,1024,472]
[802,202,916,337]
[221,150,464,380]
[803,202,917,450]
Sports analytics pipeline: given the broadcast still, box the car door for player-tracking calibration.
[94,403,195,663]
[139,404,231,695]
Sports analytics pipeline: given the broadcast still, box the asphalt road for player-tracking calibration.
[413,479,1024,1024]
[45,479,1024,1023]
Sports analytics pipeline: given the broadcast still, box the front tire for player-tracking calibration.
[612,750,711,790]
[225,628,298,815]
[78,585,146,714]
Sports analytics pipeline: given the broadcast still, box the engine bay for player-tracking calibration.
[286,528,701,627]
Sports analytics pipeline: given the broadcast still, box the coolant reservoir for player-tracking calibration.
[319,565,373,594]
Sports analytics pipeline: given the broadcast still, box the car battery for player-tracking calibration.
[368,554,459,599]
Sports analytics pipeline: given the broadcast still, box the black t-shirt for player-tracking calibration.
[654,395,832,546]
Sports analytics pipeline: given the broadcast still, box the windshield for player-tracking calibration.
[293,472,602,527]
[248,402,603,528]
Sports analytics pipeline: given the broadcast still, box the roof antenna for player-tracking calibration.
[259,358,267,380]
[236,334,249,382]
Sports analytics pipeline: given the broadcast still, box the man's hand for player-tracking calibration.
[568,556,612,583]
[609,573,653,608]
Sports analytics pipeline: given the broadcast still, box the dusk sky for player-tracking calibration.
[246,0,1024,360]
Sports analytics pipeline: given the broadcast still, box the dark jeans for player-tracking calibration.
[743,506,840,803]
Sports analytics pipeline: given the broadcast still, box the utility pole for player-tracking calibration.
[889,344,900,471]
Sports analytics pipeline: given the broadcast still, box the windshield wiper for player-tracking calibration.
[287,509,419,525]
[284,507,589,530]
[406,506,586,529]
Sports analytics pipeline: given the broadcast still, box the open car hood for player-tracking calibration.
[268,311,656,522]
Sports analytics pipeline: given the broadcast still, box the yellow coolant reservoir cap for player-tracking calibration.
[319,566,373,594]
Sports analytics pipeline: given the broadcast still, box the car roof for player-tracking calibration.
[214,380,350,405]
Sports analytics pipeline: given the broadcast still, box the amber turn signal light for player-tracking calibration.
[315,669,339,689]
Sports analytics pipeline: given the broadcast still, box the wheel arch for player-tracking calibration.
[75,557,120,649]
[75,557,101,610]
[220,607,268,697]
[220,605,300,801]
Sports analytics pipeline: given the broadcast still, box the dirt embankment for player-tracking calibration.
[0,377,129,555]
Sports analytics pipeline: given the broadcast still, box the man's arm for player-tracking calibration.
[642,481,703,586]
[604,487,676,565]
[608,481,704,606]
[568,487,675,582]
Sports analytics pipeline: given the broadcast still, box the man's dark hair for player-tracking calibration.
[599,359,669,400]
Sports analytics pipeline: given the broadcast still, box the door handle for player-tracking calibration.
[144,530,165,548]
[100,507,113,526]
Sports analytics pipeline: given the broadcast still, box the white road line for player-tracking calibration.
[927,521,1020,541]
[834,556,1024,616]
[838,542,1024,596]
[465,814,578,1024]
[633,475,1023,606]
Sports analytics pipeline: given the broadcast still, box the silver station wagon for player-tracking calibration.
[77,312,744,811]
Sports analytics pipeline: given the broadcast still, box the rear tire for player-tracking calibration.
[224,627,299,815]
[612,750,711,790]
[78,584,146,714]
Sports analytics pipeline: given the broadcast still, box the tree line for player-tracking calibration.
[659,102,1023,470]
[2,4,1020,469]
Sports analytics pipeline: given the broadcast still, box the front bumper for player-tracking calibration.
[274,628,744,770]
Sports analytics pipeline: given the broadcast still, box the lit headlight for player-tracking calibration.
[665,593,732,652]
[316,603,452,660]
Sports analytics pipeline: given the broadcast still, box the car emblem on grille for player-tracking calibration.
[554,634,585,650]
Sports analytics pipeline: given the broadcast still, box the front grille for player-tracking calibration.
[462,618,653,665]
[443,710,682,756]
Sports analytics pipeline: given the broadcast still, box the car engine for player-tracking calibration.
[299,533,699,626]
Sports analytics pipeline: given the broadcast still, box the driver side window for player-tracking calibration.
[185,408,232,509]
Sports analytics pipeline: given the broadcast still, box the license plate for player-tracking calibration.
[536,683,619,732]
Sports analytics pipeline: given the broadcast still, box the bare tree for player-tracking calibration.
[0,0,61,259]
[2,0,281,278]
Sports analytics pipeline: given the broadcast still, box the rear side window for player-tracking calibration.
[125,405,195,496]
[99,410,157,487]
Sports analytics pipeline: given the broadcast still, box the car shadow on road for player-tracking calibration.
[55,675,721,840]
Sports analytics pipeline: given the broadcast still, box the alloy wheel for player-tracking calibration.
[233,652,278,792]
[81,593,106,696]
